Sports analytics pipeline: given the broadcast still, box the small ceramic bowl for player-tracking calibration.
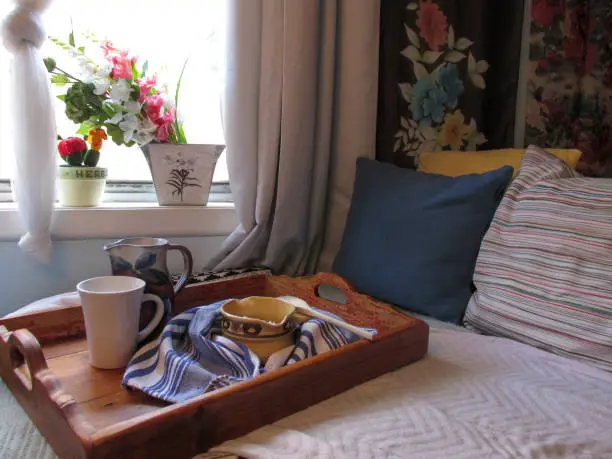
[220,297,297,360]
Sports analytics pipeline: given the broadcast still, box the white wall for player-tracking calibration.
[0,236,226,316]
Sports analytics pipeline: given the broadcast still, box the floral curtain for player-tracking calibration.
[525,0,612,176]
[377,0,525,167]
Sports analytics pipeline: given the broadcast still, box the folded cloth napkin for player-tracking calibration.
[122,300,376,403]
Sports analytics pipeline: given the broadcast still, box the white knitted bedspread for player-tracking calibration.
[202,328,612,459]
[2,327,612,458]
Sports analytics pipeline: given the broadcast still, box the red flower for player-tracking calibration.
[532,0,563,28]
[416,1,448,51]
[58,137,87,158]
[563,8,584,63]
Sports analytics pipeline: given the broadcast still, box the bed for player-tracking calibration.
[202,315,612,458]
[2,312,611,458]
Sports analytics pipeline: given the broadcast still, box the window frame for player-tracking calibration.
[0,179,236,240]
[0,179,232,203]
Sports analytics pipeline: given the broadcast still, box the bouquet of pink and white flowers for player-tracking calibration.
[44,32,187,148]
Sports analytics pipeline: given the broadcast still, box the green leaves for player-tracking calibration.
[413,62,428,79]
[172,58,190,144]
[422,51,443,65]
[102,101,122,118]
[68,17,76,47]
[445,51,466,63]
[401,45,421,62]
[405,25,420,49]
[65,82,102,123]
[43,57,56,72]
[50,74,70,86]
[76,119,98,135]
[398,83,412,103]
[106,124,125,146]
[141,60,149,77]
[131,62,140,79]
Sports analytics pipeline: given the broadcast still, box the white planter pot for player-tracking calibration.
[57,166,107,207]
[142,144,225,206]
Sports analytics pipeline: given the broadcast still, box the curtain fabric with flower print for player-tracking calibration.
[525,0,612,176]
[377,0,525,167]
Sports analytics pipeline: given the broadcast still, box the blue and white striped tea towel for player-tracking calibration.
[122,300,376,403]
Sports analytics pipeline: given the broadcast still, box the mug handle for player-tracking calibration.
[137,294,165,343]
[168,244,193,294]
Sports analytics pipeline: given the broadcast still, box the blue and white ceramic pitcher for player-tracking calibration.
[104,237,193,333]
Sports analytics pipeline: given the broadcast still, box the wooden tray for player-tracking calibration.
[0,272,429,459]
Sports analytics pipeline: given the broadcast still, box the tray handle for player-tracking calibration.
[309,272,358,303]
[2,327,81,410]
[0,326,95,454]
[7,328,48,391]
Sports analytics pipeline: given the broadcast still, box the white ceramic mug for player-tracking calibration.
[77,276,165,369]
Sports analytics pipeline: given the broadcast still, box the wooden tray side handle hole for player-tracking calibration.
[10,346,32,391]
[8,329,48,393]
[314,283,347,305]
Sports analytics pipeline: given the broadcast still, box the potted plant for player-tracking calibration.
[44,32,223,206]
[56,133,107,207]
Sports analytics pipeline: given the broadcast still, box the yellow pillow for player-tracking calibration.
[417,148,582,177]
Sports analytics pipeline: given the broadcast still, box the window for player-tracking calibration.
[0,0,229,202]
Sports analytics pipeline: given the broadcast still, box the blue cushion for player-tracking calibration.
[332,159,513,323]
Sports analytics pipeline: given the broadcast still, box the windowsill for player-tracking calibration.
[0,202,237,241]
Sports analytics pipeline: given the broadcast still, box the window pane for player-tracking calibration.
[0,0,227,183]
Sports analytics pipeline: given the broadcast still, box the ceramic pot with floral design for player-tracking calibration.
[141,144,225,206]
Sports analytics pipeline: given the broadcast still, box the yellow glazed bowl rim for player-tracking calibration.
[220,296,296,328]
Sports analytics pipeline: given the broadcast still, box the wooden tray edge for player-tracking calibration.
[0,326,94,458]
[89,321,429,457]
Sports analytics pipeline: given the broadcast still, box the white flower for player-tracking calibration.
[133,118,157,145]
[106,112,123,125]
[93,77,111,96]
[109,79,132,103]
[77,56,95,76]
[119,115,157,146]
[119,114,139,143]
[133,130,156,146]
[124,100,141,114]
[102,100,124,124]
[97,62,113,75]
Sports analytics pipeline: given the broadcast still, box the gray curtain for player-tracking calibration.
[207,0,380,275]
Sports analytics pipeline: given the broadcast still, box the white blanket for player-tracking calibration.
[202,328,612,459]
[2,326,612,458]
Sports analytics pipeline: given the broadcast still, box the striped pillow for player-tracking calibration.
[464,145,612,371]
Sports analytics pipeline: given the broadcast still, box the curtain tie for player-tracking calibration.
[2,7,46,54]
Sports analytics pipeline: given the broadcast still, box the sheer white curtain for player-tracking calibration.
[2,0,56,262]
[207,0,379,274]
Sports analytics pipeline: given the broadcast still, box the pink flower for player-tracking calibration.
[417,1,448,51]
[136,74,157,102]
[156,124,170,142]
[144,94,165,121]
[101,41,116,58]
[158,107,175,126]
[154,107,175,142]
[102,42,137,80]
[110,51,136,80]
